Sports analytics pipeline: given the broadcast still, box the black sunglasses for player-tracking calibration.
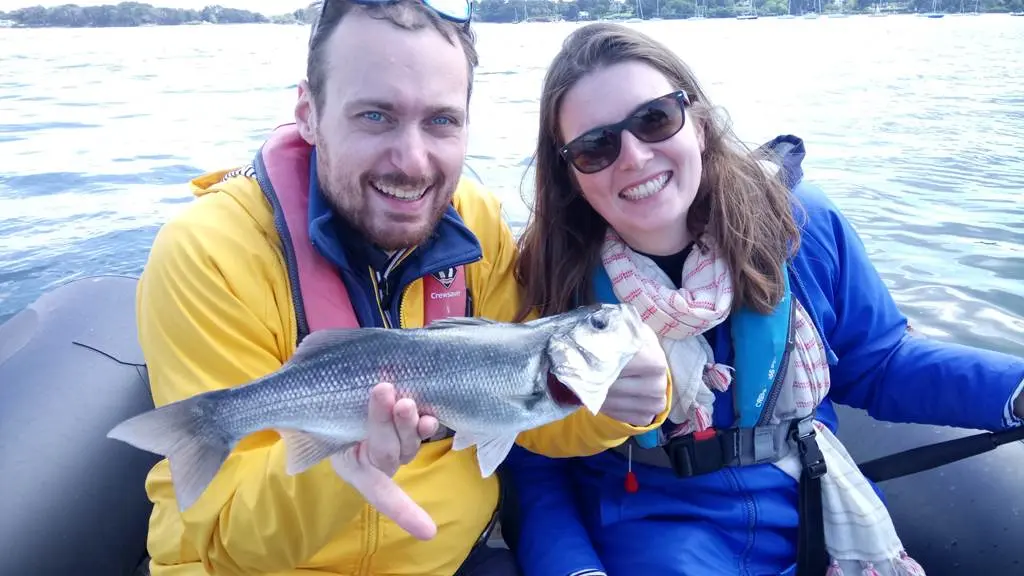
[559,91,690,175]
[315,0,473,28]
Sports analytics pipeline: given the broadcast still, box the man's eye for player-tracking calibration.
[432,115,463,128]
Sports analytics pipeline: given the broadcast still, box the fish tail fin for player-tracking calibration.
[107,395,230,511]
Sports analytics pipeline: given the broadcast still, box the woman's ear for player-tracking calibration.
[695,115,707,154]
[685,102,708,154]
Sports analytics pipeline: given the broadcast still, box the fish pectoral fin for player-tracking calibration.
[451,428,478,451]
[451,429,518,478]
[278,429,356,475]
[422,316,500,330]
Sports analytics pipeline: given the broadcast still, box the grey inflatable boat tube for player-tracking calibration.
[0,275,158,576]
[1,275,1022,575]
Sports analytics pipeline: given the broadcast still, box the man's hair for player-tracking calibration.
[306,0,478,114]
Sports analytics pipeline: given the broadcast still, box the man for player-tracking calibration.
[134,1,673,574]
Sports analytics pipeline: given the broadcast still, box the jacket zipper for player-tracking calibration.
[369,266,394,328]
[372,249,422,328]
[756,299,796,427]
[357,505,379,576]
[360,252,480,569]
[726,467,757,575]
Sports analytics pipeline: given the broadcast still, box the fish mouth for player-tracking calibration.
[547,372,583,407]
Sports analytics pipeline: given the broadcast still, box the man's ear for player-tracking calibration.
[295,79,317,145]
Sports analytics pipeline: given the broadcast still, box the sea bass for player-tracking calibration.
[107,303,647,511]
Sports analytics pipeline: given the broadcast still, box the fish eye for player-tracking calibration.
[589,314,608,330]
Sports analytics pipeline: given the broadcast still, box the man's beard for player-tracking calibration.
[315,148,456,252]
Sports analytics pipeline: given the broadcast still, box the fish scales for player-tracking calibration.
[106,303,648,513]
[210,323,552,445]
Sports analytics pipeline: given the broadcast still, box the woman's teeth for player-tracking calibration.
[620,172,670,200]
[373,182,427,201]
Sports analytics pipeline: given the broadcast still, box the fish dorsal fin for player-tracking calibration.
[422,316,500,330]
[291,328,379,363]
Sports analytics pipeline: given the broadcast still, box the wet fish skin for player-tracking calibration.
[107,303,646,511]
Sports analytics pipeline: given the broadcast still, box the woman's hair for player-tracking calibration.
[515,22,802,321]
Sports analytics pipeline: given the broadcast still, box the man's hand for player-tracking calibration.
[330,382,440,540]
[598,324,669,426]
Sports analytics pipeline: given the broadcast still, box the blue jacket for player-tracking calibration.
[503,135,1024,576]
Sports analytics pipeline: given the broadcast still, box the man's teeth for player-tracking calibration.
[620,172,670,200]
[374,183,427,201]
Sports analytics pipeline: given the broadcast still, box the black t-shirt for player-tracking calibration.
[635,244,692,289]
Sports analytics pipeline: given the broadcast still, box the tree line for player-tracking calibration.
[0,2,305,27]
[476,0,1022,21]
[1,0,1020,28]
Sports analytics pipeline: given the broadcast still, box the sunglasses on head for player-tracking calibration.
[559,90,690,175]
[316,0,473,27]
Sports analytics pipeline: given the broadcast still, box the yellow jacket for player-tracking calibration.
[136,163,671,576]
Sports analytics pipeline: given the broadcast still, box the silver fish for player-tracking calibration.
[107,303,646,511]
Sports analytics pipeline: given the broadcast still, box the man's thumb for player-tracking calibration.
[329,450,437,540]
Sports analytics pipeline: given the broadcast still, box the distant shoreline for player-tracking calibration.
[0,2,310,29]
[0,20,308,29]
[1,1,1021,30]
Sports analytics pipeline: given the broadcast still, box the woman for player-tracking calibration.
[504,22,1024,576]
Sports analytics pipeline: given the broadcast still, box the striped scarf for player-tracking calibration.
[600,228,927,576]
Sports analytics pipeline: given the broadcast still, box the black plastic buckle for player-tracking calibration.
[664,429,736,478]
[791,419,827,480]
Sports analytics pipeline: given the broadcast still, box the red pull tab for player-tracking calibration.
[694,428,717,441]
[624,443,639,493]
[624,470,639,493]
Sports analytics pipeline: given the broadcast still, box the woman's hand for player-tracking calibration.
[598,323,669,426]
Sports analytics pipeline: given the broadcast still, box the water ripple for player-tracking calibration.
[0,17,1021,364]
[0,165,204,198]
[0,121,101,132]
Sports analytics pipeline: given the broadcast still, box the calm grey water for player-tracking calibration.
[1,16,1022,357]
